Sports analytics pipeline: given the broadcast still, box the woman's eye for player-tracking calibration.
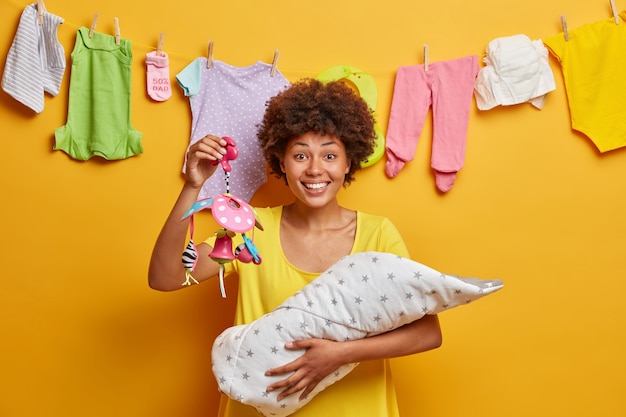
[295,153,306,160]
[325,153,337,160]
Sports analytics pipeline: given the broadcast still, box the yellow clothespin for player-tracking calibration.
[89,12,98,38]
[37,0,44,25]
[207,41,214,69]
[114,17,120,46]
[610,0,620,24]
[424,44,429,72]
[270,49,280,77]
[561,15,569,41]
[157,32,164,56]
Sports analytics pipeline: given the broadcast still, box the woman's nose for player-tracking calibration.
[305,158,323,175]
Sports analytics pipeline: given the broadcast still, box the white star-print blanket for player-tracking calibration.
[212,252,503,417]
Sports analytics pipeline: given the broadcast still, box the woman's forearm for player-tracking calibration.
[148,183,214,291]
[339,315,442,364]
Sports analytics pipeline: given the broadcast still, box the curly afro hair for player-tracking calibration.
[257,78,376,186]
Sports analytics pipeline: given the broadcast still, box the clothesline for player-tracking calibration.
[5,0,626,165]
[2,0,404,78]
[5,0,624,78]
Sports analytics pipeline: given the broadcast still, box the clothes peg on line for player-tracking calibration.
[89,12,98,38]
[270,49,280,77]
[424,44,429,72]
[610,0,620,24]
[157,32,164,56]
[207,41,214,69]
[561,15,569,41]
[37,0,44,25]
[114,17,120,45]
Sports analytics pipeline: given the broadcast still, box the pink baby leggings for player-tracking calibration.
[385,55,479,192]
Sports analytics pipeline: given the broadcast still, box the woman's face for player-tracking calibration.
[279,132,350,208]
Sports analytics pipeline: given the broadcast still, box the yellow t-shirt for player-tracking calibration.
[212,206,410,417]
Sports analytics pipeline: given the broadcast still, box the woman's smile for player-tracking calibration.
[303,181,330,191]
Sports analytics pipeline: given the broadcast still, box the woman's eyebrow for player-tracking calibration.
[290,141,340,148]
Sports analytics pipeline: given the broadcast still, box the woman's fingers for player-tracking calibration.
[190,135,228,161]
[185,135,229,185]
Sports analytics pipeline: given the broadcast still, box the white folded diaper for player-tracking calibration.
[474,34,556,110]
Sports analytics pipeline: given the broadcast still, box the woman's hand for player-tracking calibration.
[263,315,442,402]
[265,338,346,402]
[185,135,228,188]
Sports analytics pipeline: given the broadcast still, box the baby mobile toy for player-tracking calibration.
[180,136,263,297]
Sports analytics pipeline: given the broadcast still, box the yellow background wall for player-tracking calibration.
[1,0,625,416]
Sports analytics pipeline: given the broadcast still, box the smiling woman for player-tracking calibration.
[4,1,626,417]
[279,132,351,211]
[149,78,443,417]
[258,79,376,187]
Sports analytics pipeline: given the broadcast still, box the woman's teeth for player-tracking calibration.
[305,183,327,189]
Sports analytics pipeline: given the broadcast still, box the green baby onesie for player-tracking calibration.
[55,26,142,160]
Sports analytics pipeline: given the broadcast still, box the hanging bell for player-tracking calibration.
[234,234,262,264]
[209,231,236,264]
